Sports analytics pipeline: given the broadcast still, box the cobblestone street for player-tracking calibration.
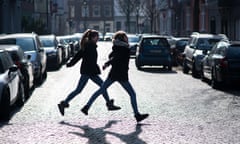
[0,42,240,144]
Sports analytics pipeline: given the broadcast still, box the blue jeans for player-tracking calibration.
[64,74,110,104]
[86,78,140,115]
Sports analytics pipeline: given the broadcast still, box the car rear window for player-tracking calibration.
[227,46,240,59]
[142,38,169,49]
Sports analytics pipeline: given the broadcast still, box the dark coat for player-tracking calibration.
[105,43,130,81]
[67,41,100,75]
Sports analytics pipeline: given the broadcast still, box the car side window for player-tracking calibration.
[0,52,13,71]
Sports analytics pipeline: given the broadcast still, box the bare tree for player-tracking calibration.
[142,0,167,33]
[115,0,138,32]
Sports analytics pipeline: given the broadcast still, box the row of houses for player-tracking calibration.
[1,0,240,40]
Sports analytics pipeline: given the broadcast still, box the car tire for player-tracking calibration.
[192,62,199,78]
[211,71,221,89]
[182,59,189,74]
[135,58,142,70]
[0,89,11,120]
[17,82,25,107]
[168,64,172,71]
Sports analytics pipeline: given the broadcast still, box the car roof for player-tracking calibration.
[141,35,168,39]
[39,34,55,37]
[190,32,228,39]
[0,33,37,39]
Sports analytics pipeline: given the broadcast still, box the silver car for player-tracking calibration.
[0,50,25,120]
[0,33,47,84]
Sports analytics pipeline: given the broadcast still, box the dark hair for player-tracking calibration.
[80,29,99,50]
[113,30,127,42]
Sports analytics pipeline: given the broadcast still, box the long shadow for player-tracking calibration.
[105,123,149,144]
[60,120,119,144]
[60,120,148,144]
[138,67,177,74]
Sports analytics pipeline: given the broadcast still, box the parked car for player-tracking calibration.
[56,36,70,62]
[0,50,25,120]
[0,45,34,98]
[127,34,140,55]
[172,37,189,66]
[135,35,172,70]
[57,35,78,57]
[39,35,63,69]
[200,41,240,89]
[104,32,114,41]
[182,32,228,78]
[0,33,47,84]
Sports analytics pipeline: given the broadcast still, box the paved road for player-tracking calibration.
[1,42,240,144]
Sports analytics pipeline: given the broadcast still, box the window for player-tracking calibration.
[93,5,100,17]
[81,5,89,17]
[104,6,112,17]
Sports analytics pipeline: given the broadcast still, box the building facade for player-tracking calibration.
[157,0,240,40]
[67,0,114,34]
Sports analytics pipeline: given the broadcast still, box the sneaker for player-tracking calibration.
[81,106,89,115]
[135,113,149,122]
[58,103,65,116]
[106,99,121,111]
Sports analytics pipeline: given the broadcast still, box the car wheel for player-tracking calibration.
[182,59,189,74]
[168,64,172,71]
[192,62,199,78]
[17,82,25,107]
[135,58,142,70]
[24,75,30,98]
[0,89,11,120]
[211,72,221,89]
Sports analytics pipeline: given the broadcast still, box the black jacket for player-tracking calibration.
[105,41,130,81]
[67,41,100,75]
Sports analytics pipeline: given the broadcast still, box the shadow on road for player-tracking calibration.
[137,67,177,74]
[60,120,148,144]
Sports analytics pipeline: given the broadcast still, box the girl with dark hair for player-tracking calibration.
[81,31,149,122]
[57,29,121,116]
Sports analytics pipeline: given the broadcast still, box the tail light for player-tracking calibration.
[220,57,228,68]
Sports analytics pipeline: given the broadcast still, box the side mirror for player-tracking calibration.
[8,65,18,75]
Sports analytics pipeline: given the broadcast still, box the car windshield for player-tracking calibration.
[227,46,240,59]
[40,38,54,47]
[16,38,36,51]
[0,38,35,51]
[197,38,221,50]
